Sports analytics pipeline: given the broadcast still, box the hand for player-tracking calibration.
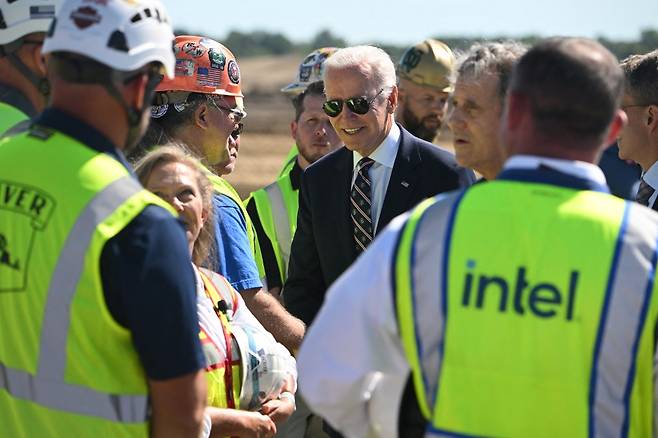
[260,398,295,425]
[238,411,276,438]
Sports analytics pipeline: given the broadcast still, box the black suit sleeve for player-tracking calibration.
[283,171,327,326]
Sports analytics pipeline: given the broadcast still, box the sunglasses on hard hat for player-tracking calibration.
[322,88,386,118]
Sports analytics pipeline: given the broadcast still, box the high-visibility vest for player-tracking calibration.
[0,101,28,135]
[198,269,242,410]
[205,170,265,280]
[278,144,298,178]
[247,165,299,285]
[0,125,176,436]
[394,179,658,437]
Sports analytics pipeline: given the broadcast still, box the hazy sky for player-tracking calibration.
[161,0,657,46]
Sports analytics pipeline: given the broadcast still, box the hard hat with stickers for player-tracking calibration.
[281,47,338,96]
[0,0,61,46]
[155,35,243,102]
[42,0,175,78]
[397,39,455,92]
[231,323,292,411]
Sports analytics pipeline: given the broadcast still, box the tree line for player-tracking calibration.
[173,28,658,63]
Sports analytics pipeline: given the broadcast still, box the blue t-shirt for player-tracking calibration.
[211,193,262,292]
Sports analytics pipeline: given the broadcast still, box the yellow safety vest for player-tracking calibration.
[205,170,265,280]
[0,125,176,436]
[247,163,299,285]
[395,179,658,437]
[0,101,28,135]
[278,144,298,178]
[198,269,243,410]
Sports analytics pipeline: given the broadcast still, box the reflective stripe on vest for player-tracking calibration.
[394,182,658,437]
[0,175,148,423]
[250,171,298,284]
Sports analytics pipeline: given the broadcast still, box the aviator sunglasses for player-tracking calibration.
[322,88,385,117]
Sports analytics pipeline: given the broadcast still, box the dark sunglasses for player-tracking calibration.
[322,88,385,117]
[231,122,244,139]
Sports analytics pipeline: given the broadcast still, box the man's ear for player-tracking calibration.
[290,119,298,140]
[195,103,209,130]
[647,105,658,132]
[30,44,47,76]
[387,85,398,113]
[605,109,628,146]
[124,73,148,110]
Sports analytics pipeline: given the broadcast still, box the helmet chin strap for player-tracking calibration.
[103,71,159,152]
[6,52,50,97]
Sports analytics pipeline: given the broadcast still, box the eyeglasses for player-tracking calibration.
[322,88,386,117]
[231,123,243,139]
[208,97,247,123]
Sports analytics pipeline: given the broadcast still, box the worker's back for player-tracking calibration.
[395,175,658,437]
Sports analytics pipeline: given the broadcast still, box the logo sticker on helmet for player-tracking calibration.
[182,41,206,58]
[208,49,226,70]
[400,47,423,73]
[151,104,169,119]
[70,6,102,29]
[227,60,240,84]
[175,59,195,77]
[299,65,312,82]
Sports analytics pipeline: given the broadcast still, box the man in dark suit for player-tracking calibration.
[617,50,658,208]
[284,45,475,327]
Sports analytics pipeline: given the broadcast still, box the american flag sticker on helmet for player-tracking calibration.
[197,67,222,87]
[30,5,56,19]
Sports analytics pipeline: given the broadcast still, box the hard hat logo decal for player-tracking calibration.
[70,6,102,30]
[227,60,240,84]
[299,65,312,82]
[181,41,205,58]
[208,49,226,70]
[399,47,423,73]
[175,59,194,77]
[30,5,56,19]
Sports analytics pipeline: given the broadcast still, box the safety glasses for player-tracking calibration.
[322,88,385,117]
[208,96,247,123]
[231,123,244,139]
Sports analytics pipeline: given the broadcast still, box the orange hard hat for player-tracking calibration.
[156,35,243,101]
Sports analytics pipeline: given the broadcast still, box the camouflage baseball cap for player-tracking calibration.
[281,47,338,95]
[397,39,455,92]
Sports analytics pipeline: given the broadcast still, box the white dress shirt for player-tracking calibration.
[296,155,606,438]
[352,123,400,233]
[641,160,658,208]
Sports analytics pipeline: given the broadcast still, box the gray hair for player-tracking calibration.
[324,45,396,91]
[452,41,527,102]
[621,50,658,105]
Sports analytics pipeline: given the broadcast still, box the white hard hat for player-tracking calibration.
[281,47,338,96]
[0,0,61,45]
[232,324,291,411]
[42,0,175,78]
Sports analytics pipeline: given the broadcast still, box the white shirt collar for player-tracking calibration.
[353,122,400,170]
[642,161,658,189]
[503,154,607,186]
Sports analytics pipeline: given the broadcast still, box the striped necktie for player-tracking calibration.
[351,157,375,254]
[636,178,655,207]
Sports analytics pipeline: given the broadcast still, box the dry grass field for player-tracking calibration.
[223,54,299,198]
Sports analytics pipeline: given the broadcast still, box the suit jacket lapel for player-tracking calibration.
[330,147,357,260]
[377,126,421,233]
